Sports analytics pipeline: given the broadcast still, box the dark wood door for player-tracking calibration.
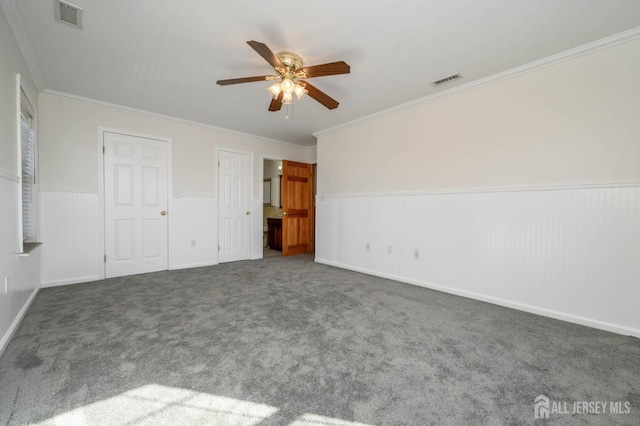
[267,218,282,251]
[281,160,314,256]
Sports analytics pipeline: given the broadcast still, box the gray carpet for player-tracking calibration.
[0,255,638,425]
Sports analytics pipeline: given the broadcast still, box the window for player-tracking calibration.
[19,87,37,250]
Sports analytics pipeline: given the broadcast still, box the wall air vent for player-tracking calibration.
[54,0,83,30]
[431,73,462,87]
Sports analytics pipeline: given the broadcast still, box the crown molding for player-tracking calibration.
[41,90,314,150]
[0,0,45,92]
[314,26,640,138]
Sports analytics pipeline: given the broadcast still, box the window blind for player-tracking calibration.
[21,111,36,243]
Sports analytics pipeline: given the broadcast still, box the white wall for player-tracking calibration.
[38,93,316,285]
[318,38,640,195]
[0,6,41,355]
[316,38,640,336]
[264,159,282,181]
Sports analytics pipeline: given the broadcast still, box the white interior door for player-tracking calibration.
[104,132,169,278]
[218,150,252,263]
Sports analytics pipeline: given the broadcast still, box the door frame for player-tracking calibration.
[216,147,254,263]
[98,127,173,280]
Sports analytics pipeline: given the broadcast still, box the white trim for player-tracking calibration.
[314,26,640,138]
[41,275,102,288]
[39,187,98,194]
[318,181,640,200]
[41,90,313,149]
[0,167,19,183]
[314,258,640,338]
[167,137,174,274]
[259,154,284,232]
[98,128,173,279]
[97,128,105,279]
[169,260,218,271]
[98,127,171,143]
[0,0,46,91]
[16,74,24,253]
[0,287,39,357]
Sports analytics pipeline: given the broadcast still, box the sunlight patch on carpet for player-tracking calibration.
[33,384,373,425]
[34,384,278,425]
[290,413,373,426]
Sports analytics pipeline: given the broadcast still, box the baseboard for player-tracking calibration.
[0,287,40,357]
[314,258,640,338]
[41,275,102,288]
[169,261,218,271]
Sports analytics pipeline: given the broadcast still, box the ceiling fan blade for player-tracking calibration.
[247,40,283,69]
[303,82,339,110]
[216,75,274,86]
[300,61,350,78]
[268,92,284,111]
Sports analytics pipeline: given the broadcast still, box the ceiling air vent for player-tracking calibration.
[431,73,462,87]
[54,0,83,30]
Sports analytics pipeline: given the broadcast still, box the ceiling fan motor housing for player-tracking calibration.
[276,52,303,70]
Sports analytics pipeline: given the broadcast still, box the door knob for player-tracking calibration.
[160,210,166,216]
[282,211,288,215]
[246,211,251,215]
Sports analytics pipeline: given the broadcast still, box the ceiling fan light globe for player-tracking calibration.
[267,83,282,98]
[282,92,293,104]
[281,78,295,95]
[294,84,308,100]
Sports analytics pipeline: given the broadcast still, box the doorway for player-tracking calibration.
[263,158,283,258]
[262,158,315,258]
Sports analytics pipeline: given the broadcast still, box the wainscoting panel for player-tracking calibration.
[169,195,217,269]
[0,176,41,355]
[315,184,640,336]
[40,190,101,287]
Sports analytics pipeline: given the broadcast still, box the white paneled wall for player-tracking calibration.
[40,190,220,285]
[315,184,640,337]
[169,194,217,269]
[40,189,101,286]
[0,174,40,353]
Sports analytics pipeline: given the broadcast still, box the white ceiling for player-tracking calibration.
[10,0,640,146]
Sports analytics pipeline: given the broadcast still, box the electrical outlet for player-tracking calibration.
[413,249,420,260]
[365,243,370,251]
[387,245,393,254]
[4,277,8,294]
[191,239,196,247]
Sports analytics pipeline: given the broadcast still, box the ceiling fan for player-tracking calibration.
[216,41,350,112]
